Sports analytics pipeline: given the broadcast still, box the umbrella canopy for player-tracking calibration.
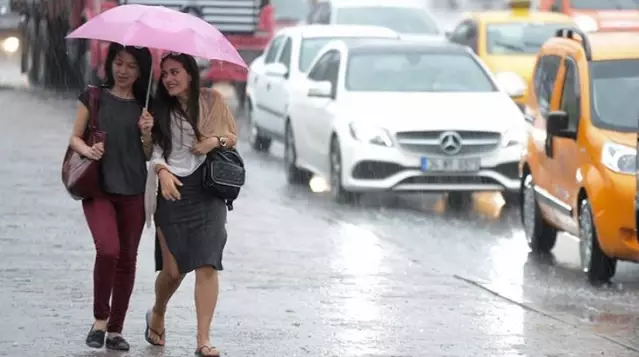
[66,4,247,69]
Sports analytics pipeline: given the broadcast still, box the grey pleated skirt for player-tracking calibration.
[154,164,228,274]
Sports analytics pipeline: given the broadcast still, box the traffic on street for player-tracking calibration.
[1,0,639,356]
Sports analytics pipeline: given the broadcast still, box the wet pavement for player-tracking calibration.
[2,54,639,356]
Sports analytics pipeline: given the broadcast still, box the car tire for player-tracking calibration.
[284,120,311,185]
[579,199,617,285]
[521,174,557,253]
[447,192,472,209]
[248,104,271,152]
[329,137,360,204]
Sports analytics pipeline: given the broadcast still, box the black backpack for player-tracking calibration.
[202,148,246,211]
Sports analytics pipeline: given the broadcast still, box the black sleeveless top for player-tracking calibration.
[78,88,147,196]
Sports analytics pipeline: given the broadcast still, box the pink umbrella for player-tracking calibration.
[66,4,247,106]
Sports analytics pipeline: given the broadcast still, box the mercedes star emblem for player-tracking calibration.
[439,131,463,155]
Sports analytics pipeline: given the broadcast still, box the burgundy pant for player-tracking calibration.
[82,193,145,333]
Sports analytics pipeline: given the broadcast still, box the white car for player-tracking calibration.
[306,0,443,38]
[245,25,400,152]
[285,38,527,205]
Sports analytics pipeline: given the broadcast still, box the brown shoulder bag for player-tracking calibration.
[61,86,107,201]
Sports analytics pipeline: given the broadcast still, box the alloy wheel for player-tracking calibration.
[330,140,342,196]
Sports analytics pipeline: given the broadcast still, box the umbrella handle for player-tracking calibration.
[145,69,153,109]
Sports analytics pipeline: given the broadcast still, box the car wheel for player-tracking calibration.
[447,192,472,209]
[329,137,360,204]
[502,190,521,207]
[521,174,557,253]
[284,121,311,185]
[248,104,271,152]
[579,199,616,285]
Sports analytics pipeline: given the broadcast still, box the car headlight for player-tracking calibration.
[601,142,636,174]
[502,127,527,147]
[349,122,393,147]
[2,37,19,53]
[574,15,598,33]
[495,71,526,98]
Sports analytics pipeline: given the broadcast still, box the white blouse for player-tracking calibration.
[144,112,206,227]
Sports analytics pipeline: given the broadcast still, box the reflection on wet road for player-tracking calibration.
[250,127,639,352]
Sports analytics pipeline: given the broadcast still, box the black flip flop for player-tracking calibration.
[144,309,165,346]
[195,345,221,357]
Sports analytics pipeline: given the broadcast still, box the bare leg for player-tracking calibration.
[194,266,219,352]
[148,228,184,345]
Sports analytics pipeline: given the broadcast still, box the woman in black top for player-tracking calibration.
[68,43,153,351]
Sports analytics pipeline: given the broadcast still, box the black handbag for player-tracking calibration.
[202,147,246,210]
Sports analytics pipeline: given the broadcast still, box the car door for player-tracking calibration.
[549,56,582,234]
[308,51,341,173]
[294,51,332,170]
[254,35,285,134]
[528,54,563,219]
[449,19,479,54]
[266,36,294,140]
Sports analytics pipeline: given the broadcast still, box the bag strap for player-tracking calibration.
[87,85,101,132]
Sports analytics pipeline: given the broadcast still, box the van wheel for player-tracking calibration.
[579,199,617,285]
[521,174,557,253]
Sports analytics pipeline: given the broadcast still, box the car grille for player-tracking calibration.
[395,130,501,156]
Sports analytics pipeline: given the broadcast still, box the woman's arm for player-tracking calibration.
[149,144,169,173]
[141,134,153,160]
[211,89,238,148]
[69,101,92,156]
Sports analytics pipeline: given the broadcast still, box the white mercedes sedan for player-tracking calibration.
[285,38,527,205]
[245,25,400,152]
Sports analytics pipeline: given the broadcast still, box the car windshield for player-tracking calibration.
[299,37,394,72]
[570,0,638,10]
[272,0,308,22]
[486,22,573,54]
[334,6,439,34]
[345,51,497,92]
[590,59,639,131]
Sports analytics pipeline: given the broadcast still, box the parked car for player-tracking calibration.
[285,38,526,205]
[520,29,639,285]
[245,25,400,152]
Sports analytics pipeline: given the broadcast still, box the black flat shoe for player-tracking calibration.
[106,336,130,351]
[85,324,105,349]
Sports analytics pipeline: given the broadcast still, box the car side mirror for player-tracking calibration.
[547,110,576,139]
[307,80,332,98]
[265,63,289,78]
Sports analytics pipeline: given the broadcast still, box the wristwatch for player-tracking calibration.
[219,136,227,148]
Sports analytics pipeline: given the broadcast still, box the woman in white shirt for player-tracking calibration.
[143,52,237,357]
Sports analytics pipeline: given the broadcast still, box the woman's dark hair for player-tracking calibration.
[104,42,153,108]
[152,53,201,160]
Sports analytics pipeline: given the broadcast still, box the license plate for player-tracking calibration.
[420,157,480,172]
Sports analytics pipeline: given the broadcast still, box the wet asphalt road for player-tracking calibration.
[2,41,639,357]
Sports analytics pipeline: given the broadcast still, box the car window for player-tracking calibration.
[298,37,393,72]
[278,37,293,69]
[264,36,285,63]
[334,6,439,34]
[272,0,308,22]
[533,55,561,117]
[590,59,639,131]
[559,58,580,132]
[345,52,496,92]
[308,51,334,81]
[486,22,573,55]
[449,20,478,52]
